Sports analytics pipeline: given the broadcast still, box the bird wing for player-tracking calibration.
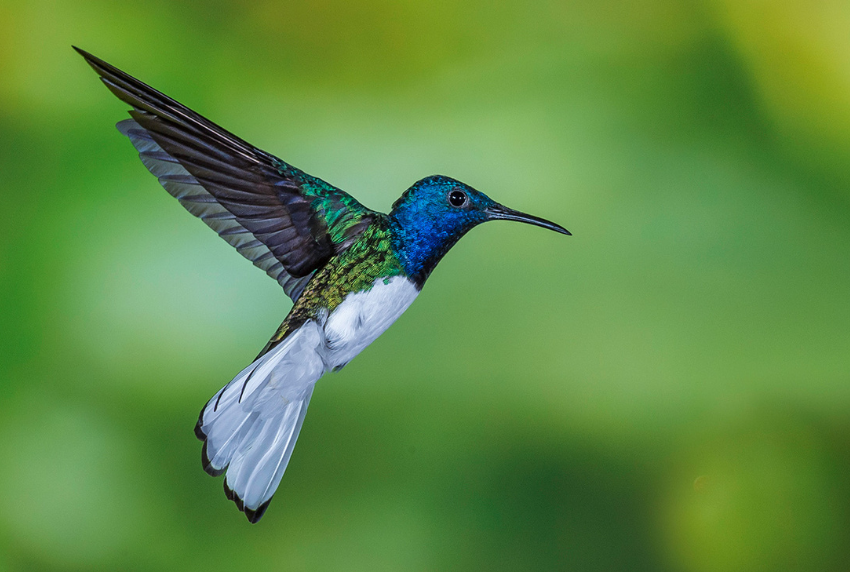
[76,48,374,302]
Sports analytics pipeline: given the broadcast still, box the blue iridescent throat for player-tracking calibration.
[388,176,491,287]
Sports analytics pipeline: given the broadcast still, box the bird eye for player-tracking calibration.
[448,190,468,207]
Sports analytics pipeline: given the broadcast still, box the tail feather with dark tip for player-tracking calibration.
[194,322,324,522]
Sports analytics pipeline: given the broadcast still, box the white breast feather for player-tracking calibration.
[321,276,419,369]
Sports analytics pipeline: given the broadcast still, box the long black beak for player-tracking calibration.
[486,204,571,236]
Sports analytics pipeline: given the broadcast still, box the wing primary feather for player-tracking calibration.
[77,47,376,302]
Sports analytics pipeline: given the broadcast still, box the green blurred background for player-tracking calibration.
[3,0,850,570]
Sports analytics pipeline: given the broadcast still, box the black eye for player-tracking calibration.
[448,189,468,207]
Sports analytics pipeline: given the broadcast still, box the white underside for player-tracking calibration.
[197,275,419,513]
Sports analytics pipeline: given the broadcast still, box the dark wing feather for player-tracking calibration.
[76,47,374,301]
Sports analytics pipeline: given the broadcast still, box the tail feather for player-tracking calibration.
[195,322,325,522]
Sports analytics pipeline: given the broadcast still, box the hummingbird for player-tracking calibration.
[76,47,570,523]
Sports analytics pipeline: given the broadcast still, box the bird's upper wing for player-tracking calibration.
[76,48,374,302]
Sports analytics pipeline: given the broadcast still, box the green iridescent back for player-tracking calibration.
[260,217,405,355]
[273,159,376,250]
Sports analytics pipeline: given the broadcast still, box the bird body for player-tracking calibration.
[77,47,569,522]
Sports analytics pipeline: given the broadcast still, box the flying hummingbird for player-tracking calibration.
[76,47,570,523]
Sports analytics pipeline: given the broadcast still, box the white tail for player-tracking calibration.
[195,322,325,522]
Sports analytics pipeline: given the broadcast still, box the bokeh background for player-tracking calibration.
[3,0,850,570]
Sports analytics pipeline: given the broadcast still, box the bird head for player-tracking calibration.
[389,175,569,284]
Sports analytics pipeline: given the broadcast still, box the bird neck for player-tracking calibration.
[388,213,467,287]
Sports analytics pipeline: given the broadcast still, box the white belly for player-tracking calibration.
[319,275,419,370]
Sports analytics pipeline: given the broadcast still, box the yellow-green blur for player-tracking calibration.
[2,1,850,570]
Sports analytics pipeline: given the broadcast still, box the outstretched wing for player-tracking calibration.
[76,47,374,301]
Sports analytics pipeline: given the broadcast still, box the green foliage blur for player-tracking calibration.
[3,1,850,570]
